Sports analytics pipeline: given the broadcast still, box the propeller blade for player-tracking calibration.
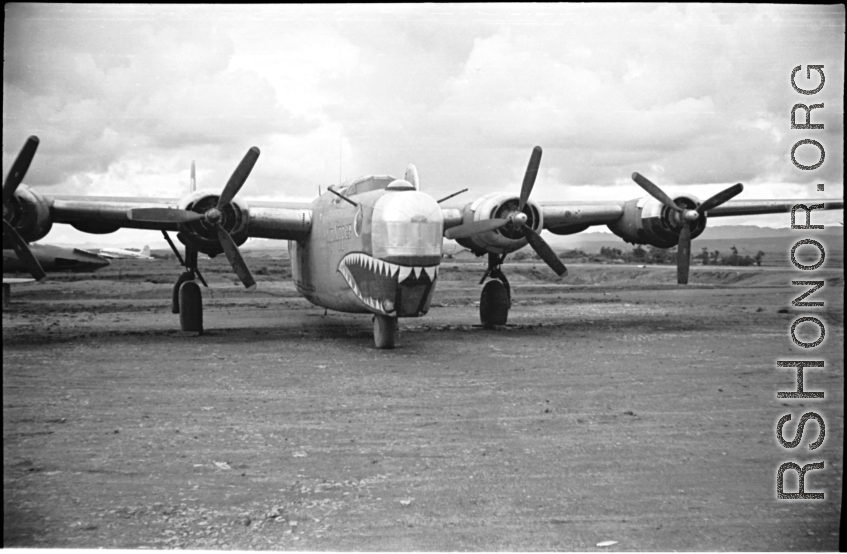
[677,223,692,285]
[3,219,46,281]
[128,208,204,224]
[215,224,256,291]
[697,183,744,214]
[519,146,542,211]
[444,218,509,240]
[218,146,260,209]
[3,136,39,205]
[521,226,567,277]
[631,172,683,212]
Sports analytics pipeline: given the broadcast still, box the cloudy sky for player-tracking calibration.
[3,3,844,245]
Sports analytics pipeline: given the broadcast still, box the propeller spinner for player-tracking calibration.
[3,136,46,281]
[129,148,260,290]
[631,172,743,284]
[445,146,567,277]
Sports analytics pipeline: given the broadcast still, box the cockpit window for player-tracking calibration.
[371,191,444,259]
[373,221,443,257]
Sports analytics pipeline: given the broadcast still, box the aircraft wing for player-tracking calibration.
[441,201,625,234]
[536,199,844,229]
[442,195,843,239]
[439,147,842,237]
[704,199,844,217]
[94,250,124,259]
[49,195,314,241]
[539,202,626,233]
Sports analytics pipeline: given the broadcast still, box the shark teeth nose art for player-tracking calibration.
[338,252,438,313]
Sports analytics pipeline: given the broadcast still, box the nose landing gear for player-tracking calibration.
[479,253,511,328]
[374,314,398,349]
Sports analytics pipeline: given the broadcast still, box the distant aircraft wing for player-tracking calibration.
[49,195,313,241]
[75,247,103,257]
[3,277,36,284]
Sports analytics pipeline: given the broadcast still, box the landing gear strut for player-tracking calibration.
[164,231,207,334]
[479,253,511,328]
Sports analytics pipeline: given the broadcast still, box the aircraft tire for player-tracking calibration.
[480,279,509,328]
[172,271,195,314]
[373,314,397,349]
[179,280,203,334]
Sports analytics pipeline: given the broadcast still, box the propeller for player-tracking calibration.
[3,136,46,281]
[445,146,567,277]
[631,172,743,284]
[128,147,260,290]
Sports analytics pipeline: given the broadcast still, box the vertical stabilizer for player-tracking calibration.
[141,245,151,257]
[190,161,196,193]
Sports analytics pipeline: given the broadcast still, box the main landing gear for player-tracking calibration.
[164,231,208,334]
[479,253,511,328]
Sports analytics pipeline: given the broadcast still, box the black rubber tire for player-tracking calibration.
[480,279,509,328]
[373,314,397,349]
[172,271,194,314]
[178,280,203,334]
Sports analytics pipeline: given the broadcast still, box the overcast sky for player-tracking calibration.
[3,3,844,245]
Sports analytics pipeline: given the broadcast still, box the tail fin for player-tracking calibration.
[141,245,150,257]
[190,161,196,193]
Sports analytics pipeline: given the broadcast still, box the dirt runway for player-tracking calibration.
[3,261,843,550]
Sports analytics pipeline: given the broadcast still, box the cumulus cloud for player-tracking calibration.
[3,4,315,191]
[2,3,843,245]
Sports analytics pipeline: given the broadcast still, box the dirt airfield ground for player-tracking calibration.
[3,255,844,551]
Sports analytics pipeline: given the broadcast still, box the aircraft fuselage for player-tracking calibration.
[290,180,443,318]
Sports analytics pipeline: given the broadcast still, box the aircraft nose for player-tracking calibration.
[371,190,443,266]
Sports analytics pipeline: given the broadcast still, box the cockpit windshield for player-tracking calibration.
[371,191,443,259]
[373,221,443,257]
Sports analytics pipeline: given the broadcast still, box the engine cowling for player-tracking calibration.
[454,192,544,255]
[607,195,707,248]
[175,190,250,256]
[5,185,52,243]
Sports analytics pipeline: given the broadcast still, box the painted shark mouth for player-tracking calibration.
[338,252,439,314]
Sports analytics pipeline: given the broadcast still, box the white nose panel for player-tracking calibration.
[372,191,443,259]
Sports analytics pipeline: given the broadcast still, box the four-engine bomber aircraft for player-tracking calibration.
[3,135,843,347]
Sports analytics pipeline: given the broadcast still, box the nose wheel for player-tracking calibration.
[374,314,398,349]
[479,253,511,328]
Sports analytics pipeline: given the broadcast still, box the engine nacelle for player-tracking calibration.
[5,185,52,243]
[174,191,250,257]
[454,192,544,255]
[607,195,707,248]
